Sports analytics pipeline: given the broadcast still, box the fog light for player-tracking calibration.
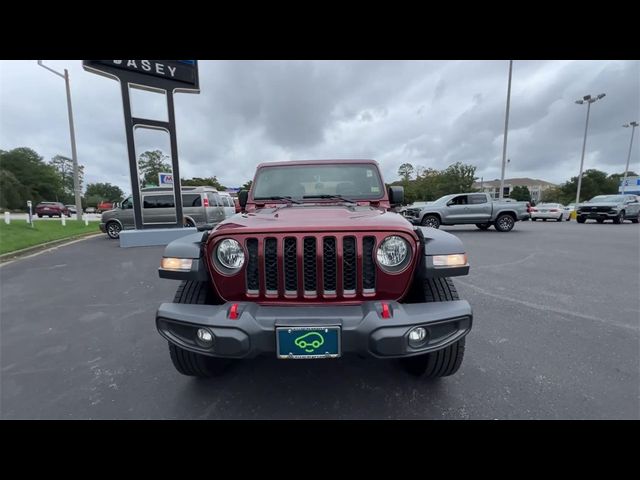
[196,328,214,345]
[408,327,428,348]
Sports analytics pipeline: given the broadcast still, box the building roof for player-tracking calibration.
[473,177,557,188]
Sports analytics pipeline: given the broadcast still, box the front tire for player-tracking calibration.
[613,211,625,224]
[169,281,231,378]
[577,216,586,223]
[631,213,639,224]
[399,278,467,378]
[494,213,515,232]
[421,214,440,229]
[106,221,121,239]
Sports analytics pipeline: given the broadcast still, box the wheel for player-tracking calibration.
[556,215,563,222]
[183,218,195,228]
[37,214,42,218]
[169,281,230,378]
[421,214,440,229]
[531,218,537,221]
[542,218,547,222]
[613,211,625,224]
[631,214,639,224]
[494,213,515,232]
[475,223,491,230]
[577,216,586,223]
[48,215,52,218]
[596,218,604,224]
[399,278,466,378]
[67,213,71,218]
[566,215,571,221]
[105,221,122,239]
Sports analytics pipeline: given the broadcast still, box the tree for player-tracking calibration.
[510,185,531,202]
[560,169,615,203]
[397,163,415,183]
[138,150,171,187]
[241,180,253,191]
[85,182,124,203]
[49,155,84,204]
[540,186,565,203]
[0,147,62,209]
[437,162,477,194]
[181,176,226,190]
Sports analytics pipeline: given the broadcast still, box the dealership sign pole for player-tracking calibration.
[82,60,199,230]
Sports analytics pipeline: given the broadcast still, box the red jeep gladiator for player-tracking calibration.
[156,160,472,378]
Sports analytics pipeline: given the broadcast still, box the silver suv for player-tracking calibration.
[100,186,227,239]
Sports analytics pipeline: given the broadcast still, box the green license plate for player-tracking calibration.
[276,326,341,359]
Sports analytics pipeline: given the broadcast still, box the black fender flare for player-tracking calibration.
[158,231,210,281]
[412,226,469,279]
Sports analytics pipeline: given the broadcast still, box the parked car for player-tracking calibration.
[218,192,237,219]
[576,194,640,224]
[84,207,97,214]
[530,203,570,222]
[99,186,227,239]
[96,201,118,213]
[35,202,70,218]
[156,159,472,379]
[65,204,77,215]
[404,192,529,232]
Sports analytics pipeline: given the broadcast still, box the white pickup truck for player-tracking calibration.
[402,192,530,232]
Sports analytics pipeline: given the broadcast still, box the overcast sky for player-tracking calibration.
[1,60,638,194]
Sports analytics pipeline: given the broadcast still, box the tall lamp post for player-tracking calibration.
[499,60,513,200]
[574,93,606,206]
[37,61,82,221]
[621,121,638,194]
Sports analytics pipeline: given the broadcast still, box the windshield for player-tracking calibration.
[588,195,626,203]
[253,164,384,201]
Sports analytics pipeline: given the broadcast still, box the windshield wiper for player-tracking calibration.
[303,194,357,204]
[257,196,302,204]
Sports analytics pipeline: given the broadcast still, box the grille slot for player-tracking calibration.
[362,236,376,292]
[246,238,259,293]
[303,237,317,294]
[323,237,337,294]
[264,238,278,294]
[284,237,298,294]
[343,236,357,293]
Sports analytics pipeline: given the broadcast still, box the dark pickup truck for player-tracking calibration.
[155,159,473,379]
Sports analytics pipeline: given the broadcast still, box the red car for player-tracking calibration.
[96,201,118,213]
[35,202,70,218]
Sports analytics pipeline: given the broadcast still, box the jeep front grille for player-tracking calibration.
[244,235,378,299]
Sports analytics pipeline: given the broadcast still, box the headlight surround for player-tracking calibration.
[376,235,411,273]
[214,238,245,272]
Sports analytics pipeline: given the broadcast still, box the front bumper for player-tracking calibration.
[577,210,618,220]
[156,300,472,359]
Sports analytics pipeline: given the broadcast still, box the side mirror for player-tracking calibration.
[388,186,404,206]
[238,190,249,208]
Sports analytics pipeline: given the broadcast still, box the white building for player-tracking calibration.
[472,177,557,203]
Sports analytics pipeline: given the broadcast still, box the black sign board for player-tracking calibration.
[83,60,200,230]
[83,60,199,92]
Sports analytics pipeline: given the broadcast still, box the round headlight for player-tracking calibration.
[215,238,245,270]
[376,235,410,270]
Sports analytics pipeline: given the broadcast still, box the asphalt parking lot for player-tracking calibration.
[1,220,638,419]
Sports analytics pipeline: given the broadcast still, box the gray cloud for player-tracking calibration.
[1,60,638,196]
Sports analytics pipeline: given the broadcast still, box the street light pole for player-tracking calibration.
[499,60,513,200]
[621,121,638,194]
[37,61,83,221]
[574,93,605,206]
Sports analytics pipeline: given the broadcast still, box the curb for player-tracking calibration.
[0,232,103,264]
